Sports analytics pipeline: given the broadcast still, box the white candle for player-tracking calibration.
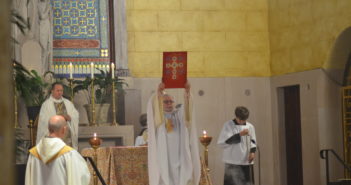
[111,63,115,79]
[203,130,207,138]
[69,62,73,79]
[90,62,94,78]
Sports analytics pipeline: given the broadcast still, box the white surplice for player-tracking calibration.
[25,137,90,185]
[135,128,148,146]
[147,94,201,185]
[217,120,257,165]
[36,95,79,149]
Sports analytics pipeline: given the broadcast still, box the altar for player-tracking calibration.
[78,125,134,152]
[82,146,213,185]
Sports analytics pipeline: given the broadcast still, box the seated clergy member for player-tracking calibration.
[25,115,90,185]
[135,113,148,146]
[36,82,79,149]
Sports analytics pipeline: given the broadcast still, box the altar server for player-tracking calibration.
[218,106,257,185]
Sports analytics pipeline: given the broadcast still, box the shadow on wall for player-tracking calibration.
[324,27,351,86]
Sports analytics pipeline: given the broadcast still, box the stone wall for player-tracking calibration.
[126,0,271,77]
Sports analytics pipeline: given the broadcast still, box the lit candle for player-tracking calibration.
[93,132,97,139]
[69,62,73,79]
[203,130,207,138]
[91,62,94,78]
[111,63,115,79]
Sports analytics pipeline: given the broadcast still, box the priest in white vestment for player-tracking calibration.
[147,82,201,185]
[36,82,79,149]
[26,115,90,185]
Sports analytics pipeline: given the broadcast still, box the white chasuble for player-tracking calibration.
[36,96,79,149]
[25,138,90,185]
[147,94,201,185]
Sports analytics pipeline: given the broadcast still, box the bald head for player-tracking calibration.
[48,115,67,137]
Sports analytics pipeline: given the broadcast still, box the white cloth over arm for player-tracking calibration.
[36,96,79,149]
[147,94,200,185]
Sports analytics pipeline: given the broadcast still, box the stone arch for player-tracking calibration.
[324,27,351,86]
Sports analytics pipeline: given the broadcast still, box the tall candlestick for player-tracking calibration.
[69,62,73,79]
[111,63,115,79]
[89,132,102,185]
[91,62,94,78]
[200,130,212,172]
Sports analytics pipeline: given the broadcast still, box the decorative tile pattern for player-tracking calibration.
[51,0,111,78]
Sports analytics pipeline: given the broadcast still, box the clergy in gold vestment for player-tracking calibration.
[36,82,79,149]
[26,115,90,185]
[147,82,201,185]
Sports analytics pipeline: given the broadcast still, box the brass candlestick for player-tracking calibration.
[111,81,118,126]
[199,131,212,172]
[90,79,97,126]
[69,78,74,102]
[89,133,102,185]
[28,120,35,147]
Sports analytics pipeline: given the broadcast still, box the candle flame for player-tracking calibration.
[91,62,94,78]
[93,132,97,138]
[203,130,207,137]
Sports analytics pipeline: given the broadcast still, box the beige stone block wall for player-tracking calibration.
[270,69,343,185]
[127,0,270,77]
[269,0,351,75]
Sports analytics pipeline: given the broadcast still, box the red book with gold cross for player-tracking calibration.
[162,52,187,88]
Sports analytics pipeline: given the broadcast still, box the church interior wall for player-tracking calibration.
[126,0,271,77]
[317,70,344,184]
[268,0,351,76]
[270,69,343,185]
[21,40,42,75]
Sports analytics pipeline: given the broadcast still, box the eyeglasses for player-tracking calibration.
[163,100,174,104]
